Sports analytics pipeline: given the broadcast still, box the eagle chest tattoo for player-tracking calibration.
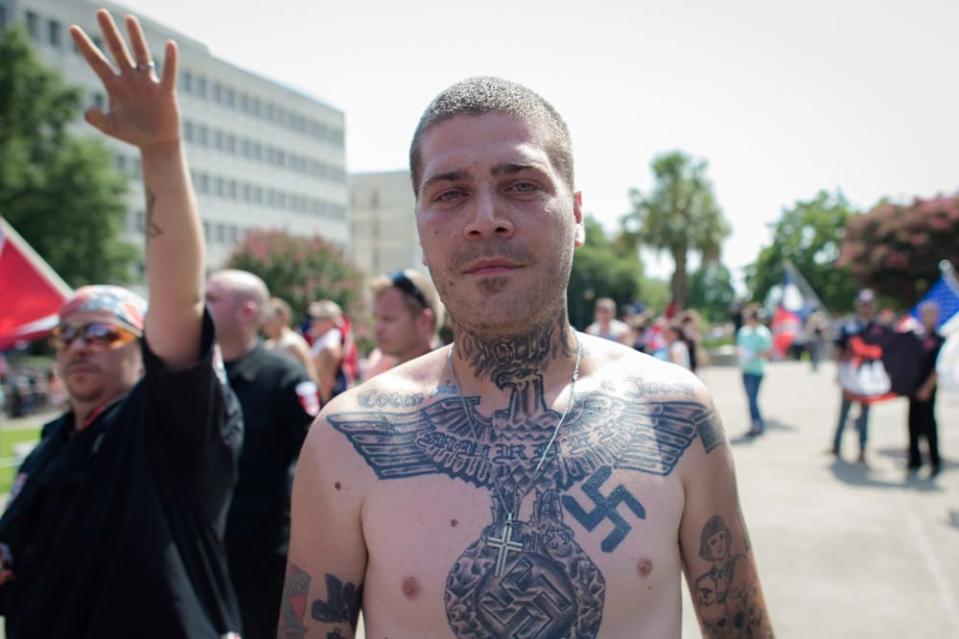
[331,377,719,639]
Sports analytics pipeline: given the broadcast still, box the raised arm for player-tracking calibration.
[70,10,203,368]
[679,388,774,638]
[279,409,368,638]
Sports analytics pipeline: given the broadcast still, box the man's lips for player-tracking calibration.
[65,362,97,375]
[464,259,522,275]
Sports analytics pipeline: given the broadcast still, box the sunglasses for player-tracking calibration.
[391,271,428,310]
[51,322,140,351]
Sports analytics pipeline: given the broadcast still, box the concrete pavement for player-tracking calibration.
[687,360,959,638]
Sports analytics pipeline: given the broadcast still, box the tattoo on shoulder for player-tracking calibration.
[357,385,457,409]
[694,515,772,638]
[278,564,311,639]
[145,188,163,239]
[358,389,426,409]
[311,573,363,629]
[698,409,726,454]
[626,378,698,398]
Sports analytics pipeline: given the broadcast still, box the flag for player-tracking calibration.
[0,217,72,350]
[770,262,821,356]
[910,260,959,333]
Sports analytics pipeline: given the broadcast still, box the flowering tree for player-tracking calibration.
[225,229,363,320]
[839,194,959,304]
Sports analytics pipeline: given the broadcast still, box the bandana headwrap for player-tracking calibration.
[59,285,148,334]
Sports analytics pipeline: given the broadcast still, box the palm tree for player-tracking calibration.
[624,151,730,309]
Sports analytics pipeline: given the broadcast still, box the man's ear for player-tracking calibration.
[573,191,585,248]
[418,308,436,335]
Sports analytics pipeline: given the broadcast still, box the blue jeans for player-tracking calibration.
[742,372,764,431]
[833,395,870,453]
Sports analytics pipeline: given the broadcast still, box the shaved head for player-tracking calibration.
[209,269,270,322]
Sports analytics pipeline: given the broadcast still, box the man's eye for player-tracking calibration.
[511,181,538,193]
[435,190,465,202]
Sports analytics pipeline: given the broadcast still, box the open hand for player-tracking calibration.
[69,10,180,151]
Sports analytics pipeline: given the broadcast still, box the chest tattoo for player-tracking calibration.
[328,376,720,638]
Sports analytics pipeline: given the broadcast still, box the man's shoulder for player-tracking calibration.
[246,344,309,379]
[582,333,706,399]
[324,350,447,415]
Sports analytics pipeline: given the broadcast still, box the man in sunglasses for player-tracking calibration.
[0,10,243,638]
[366,269,444,378]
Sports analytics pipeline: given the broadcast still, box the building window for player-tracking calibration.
[213,130,223,150]
[196,76,207,98]
[202,220,210,238]
[224,88,235,108]
[215,224,225,243]
[227,180,237,199]
[181,71,193,94]
[48,19,61,48]
[226,134,236,154]
[183,120,194,142]
[251,97,261,117]
[212,82,222,103]
[25,11,40,39]
[214,177,224,197]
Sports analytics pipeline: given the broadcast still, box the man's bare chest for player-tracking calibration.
[330,379,718,638]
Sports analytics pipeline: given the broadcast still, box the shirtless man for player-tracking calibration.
[282,77,773,638]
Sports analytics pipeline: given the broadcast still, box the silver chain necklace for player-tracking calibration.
[446,335,582,576]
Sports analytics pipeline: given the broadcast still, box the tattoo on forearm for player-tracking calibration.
[694,515,772,638]
[145,188,163,239]
[278,563,311,639]
[311,574,363,628]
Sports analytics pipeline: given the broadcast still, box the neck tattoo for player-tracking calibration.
[446,334,582,576]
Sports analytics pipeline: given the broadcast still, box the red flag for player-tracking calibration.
[0,217,72,350]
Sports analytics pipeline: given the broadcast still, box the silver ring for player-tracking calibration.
[135,61,156,73]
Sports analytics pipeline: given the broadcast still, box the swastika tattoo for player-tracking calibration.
[561,467,646,552]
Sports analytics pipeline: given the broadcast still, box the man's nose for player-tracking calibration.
[463,188,513,239]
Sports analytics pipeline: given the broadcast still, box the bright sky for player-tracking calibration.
[121,0,959,281]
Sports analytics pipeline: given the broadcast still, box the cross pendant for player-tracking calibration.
[484,512,525,577]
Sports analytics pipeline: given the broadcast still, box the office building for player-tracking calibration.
[1,0,348,270]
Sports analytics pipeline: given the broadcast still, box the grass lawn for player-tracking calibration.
[0,425,42,494]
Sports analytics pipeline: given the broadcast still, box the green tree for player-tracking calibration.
[839,194,959,304]
[226,229,363,320]
[0,26,137,286]
[567,217,644,329]
[687,262,736,322]
[623,151,730,309]
[745,190,858,313]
